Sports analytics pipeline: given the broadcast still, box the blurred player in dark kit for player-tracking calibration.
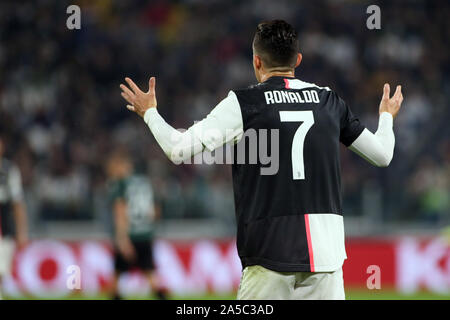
[106,149,166,299]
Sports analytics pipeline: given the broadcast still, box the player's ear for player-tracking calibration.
[295,53,302,68]
[253,54,262,70]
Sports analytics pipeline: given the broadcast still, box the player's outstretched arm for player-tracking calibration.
[349,83,404,167]
[120,77,243,164]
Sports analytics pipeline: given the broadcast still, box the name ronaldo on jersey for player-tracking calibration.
[264,89,320,105]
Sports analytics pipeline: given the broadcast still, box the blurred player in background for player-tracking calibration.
[106,149,166,300]
[0,133,28,300]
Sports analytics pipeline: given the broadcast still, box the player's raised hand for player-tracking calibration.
[120,77,157,118]
[379,83,404,119]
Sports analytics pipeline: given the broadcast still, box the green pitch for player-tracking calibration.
[89,289,450,300]
[171,290,450,300]
[5,289,450,300]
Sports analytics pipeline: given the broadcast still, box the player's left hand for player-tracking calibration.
[120,77,157,118]
[379,83,404,119]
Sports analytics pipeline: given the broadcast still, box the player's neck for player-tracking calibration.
[260,70,295,83]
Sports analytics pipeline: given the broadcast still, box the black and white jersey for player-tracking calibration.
[0,158,24,237]
[144,76,392,273]
[231,76,365,272]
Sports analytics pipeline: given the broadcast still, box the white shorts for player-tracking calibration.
[237,265,345,300]
[0,238,15,277]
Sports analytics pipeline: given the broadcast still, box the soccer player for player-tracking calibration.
[0,133,28,300]
[106,149,166,299]
[119,20,403,299]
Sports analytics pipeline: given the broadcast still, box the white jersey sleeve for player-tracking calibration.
[349,112,395,167]
[143,91,243,164]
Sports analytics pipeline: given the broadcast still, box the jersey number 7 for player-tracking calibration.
[279,111,315,180]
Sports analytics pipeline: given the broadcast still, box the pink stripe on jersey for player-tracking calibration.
[284,78,290,89]
[304,214,315,272]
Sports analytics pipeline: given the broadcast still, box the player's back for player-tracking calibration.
[231,76,364,273]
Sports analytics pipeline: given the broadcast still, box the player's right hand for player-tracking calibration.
[120,76,157,118]
[379,83,404,119]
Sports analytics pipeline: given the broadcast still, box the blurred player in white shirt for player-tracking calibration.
[0,133,28,299]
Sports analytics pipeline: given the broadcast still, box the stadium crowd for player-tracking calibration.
[0,0,448,232]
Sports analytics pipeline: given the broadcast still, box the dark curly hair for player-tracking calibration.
[252,20,299,69]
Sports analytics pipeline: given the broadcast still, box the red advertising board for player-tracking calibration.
[2,237,450,297]
[343,238,396,289]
